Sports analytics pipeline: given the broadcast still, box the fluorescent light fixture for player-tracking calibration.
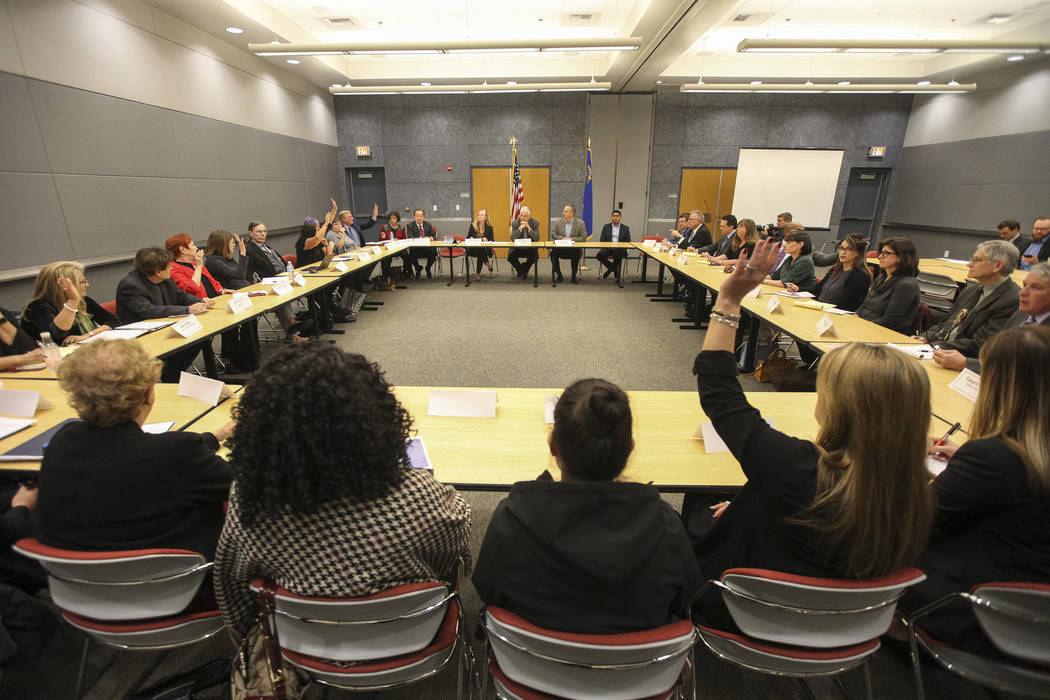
[331,82,611,95]
[506,81,517,86]
[750,80,762,85]
[680,82,976,94]
[286,59,300,64]
[252,38,642,57]
[420,82,431,86]
[838,81,851,85]
[917,80,931,86]
[225,27,244,35]
[738,38,1046,54]
[1007,55,1025,61]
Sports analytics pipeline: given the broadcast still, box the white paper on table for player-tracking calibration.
[816,314,836,337]
[777,290,816,299]
[766,296,782,313]
[228,293,252,314]
[331,256,354,262]
[948,368,980,402]
[677,254,688,265]
[554,239,574,246]
[272,280,294,296]
[142,420,175,434]
[935,258,969,264]
[170,315,204,338]
[642,239,656,249]
[0,417,36,440]
[544,395,557,424]
[462,238,482,246]
[14,363,46,371]
[334,261,349,272]
[427,389,497,418]
[926,455,949,477]
[260,277,285,285]
[887,343,933,360]
[79,328,148,344]
[293,272,307,287]
[358,252,372,263]
[119,321,175,332]
[824,308,855,315]
[177,372,233,406]
[696,417,776,453]
[513,239,532,246]
[745,287,761,298]
[0,389,53,418]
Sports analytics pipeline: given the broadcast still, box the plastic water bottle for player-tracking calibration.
[40,332,61,369]
[286,260,294,278]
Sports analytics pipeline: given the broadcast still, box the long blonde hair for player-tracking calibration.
[473,209,489,235]
[25,261,93,331]
[971,326,1050,491]
[734,219,759,251]
[799,343,933,578]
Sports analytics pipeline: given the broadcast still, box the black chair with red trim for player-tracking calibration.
[248,578,470,697]
[906,581,1050,699]
[695,567,927,700]
[12,538,224,698]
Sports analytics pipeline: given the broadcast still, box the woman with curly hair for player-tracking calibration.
[214,344,472,645]
[36,339,233,558]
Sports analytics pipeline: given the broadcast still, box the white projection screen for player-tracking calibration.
[731,148,844,228]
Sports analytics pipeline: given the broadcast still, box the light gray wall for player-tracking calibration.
[335,92,589,232]
[587,94,655,232]
[646,91,913,241]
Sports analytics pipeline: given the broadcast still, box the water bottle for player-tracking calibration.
[286,260,294,278]
[40,332,61,369]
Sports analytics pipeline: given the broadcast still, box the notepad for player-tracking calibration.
[887,343,934,360]
[777,290,816,299]
[0,418,78,461]
[0,417,35,441]
[118,320,176,332]
[142,421,175,434]
[78,328,148,344]
[427,390,497,418]
[793,300,835,311]
[926,455,948,477]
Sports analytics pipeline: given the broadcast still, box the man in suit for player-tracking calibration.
[1019,215,1050,270]
[933,261,1050,372]
[338,204,379,250]
[923,240,1020,357]
[997,218,1029,267]
[595,210,632,282]
[116,247,212,381]
[678,210,712,251]
[406,208,437,279]
[550,204,588,284]
[508,205,541,279]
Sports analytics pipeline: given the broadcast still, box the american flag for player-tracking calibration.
[510,144,524,222]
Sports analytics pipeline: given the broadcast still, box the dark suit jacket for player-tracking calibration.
[925,278,1020,356]
[115,270,201,324]
[1007,235,1030,267]
[1022,236,1050,264]
[964,309,1050,373]
[406,221,435,238]
[680,224,712,250]
[467,223,494,240]
[243,240,287,281]
[599,223,631,243]
[36,421,232,558]
[21,297,120,343]
[510,218,541,242]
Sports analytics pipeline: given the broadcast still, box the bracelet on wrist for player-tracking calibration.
[710,309,741,328]
[63,302,78,313]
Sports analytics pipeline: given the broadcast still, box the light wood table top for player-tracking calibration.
[919,258,1027,286]
[0,379,235,473]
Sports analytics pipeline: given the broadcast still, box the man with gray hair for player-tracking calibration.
[923,239,1020,357]
[508,205,541,280]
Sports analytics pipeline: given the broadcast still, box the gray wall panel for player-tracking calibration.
[173,114,305,182]
[30,80,181,177]
[184,180,308,240]
[766,105,858,149]
[382,108,469,147]
[0,173,74,268]
[652,105,684,146]
[550,144,586,183]
[0,72,49,173]
[383,146,471,184]
[465,105,553,145]
[304,141,341,184]
[304,181,343,217]
[53,174,191,258]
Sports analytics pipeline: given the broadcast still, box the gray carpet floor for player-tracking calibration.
[1,261,996,699]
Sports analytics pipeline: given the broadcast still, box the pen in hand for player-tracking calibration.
[935,422,962,446]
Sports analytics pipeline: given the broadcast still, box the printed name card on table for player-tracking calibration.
[948,368,980,402]
[695,418,776,454]
[427,389,497,418]
[272,280,294,296]
[642,239,656,249]
[766,296,782,313]
[357,252,372,263]
[463,238,482,246]
[745,286,761,298]
[677,254,688,265]
[333,261,349,272]
[554,239,574,246]
[0,389,55,418]
[545,395,557,424]
[228,293,252,314]
[170,314,204,338]
[816,314,836,337]
[260,277,285,285]
[178,372,234,407]
[293,272,307,287]
[513,238,532,246]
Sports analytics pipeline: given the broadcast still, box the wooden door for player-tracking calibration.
[680,168,737,239]
[471,167,550,257]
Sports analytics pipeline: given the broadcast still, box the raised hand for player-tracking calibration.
[57,274,81,305]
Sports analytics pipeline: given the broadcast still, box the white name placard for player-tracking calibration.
[746,286,761,298]
[816,314,835,336]
[272,280,294,296]
[171,314,203,338]
[948,368,980,402]
[228,293,252,314]
[293,272,307,287]
[676,254,688,265]
[513,239,532,246]
[766,295,782,313]
[334,261,349,272]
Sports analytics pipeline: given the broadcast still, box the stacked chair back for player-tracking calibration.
[249,579,467,694]
[483,607,696,700]
[908,581,1050,699]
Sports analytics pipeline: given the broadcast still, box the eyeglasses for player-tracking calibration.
[878,250,897,258]
[837,246,855,252]
[969,256,988,264]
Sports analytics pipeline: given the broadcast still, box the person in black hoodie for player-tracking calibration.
[472,378,700,633]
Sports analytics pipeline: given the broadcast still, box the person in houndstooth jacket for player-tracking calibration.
[214,344,471,645]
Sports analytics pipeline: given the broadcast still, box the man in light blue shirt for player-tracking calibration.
[1020,216,1050,270]
[596,210,632,282]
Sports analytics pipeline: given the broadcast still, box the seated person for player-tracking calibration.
[812,234,871,311]
[550,205,588,284]
[697,215,737,257]
[21,262,118,345]
[406,208,437,279]
[508,206,541,280]
[0,479,45,594]
[242,221,310,343]
[36,339,233,559]
[116,247,213,382]
[167,234,233,299]
[0,308,44,371]
[214,344,471,646]
[934,262,1050,372]
[691,239,931,628]
[812,234,870,267]
[204,230,251,289]
[472,378,700,633]
[901,326,1050,656]
[666,213,690,247]
[923,240,1019,356]
[378,211,412,286]
[761,230,817,294]
[595,210,632,282]
[857,237,920,335]
[707,218,758,264]
[466,209,495,281]
[295,201,338,268]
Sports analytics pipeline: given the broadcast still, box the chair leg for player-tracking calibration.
[73,636,90,699]
[909,631,926,700]
[796,677,818,700]
[861,659,873,700]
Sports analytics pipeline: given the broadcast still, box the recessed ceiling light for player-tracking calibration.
[330,83,342,88]
[838,81,850,85]
[420,81,431,86]
[948,80,960,86]
[225,27,244,35]
[286,59,300,64]
[917,80,931,86]
[655,80,663,84]
[1007,54,1025,61]
[750,80,762,85]
[506,81,517,86]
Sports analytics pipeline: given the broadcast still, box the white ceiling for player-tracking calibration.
[144,0,1050,90]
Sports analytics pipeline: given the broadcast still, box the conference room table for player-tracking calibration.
[0,377,240,475]
[918,258,1028,287]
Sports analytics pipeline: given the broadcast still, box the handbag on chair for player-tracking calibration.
[230,582,305,700]
[752,347,796,383]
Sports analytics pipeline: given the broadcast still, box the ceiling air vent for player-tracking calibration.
[564,13,599,26]
[733,14,751,22]
[325,17,358,27]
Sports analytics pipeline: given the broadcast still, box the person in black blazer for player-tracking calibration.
[36,339,233,560]
[812,234,871,312]
[595,210,632,282]
[857,237,920,334]
[1019,216,1050,269]
[997,218,1029,267]
[466,210,495,280]
[407,208,437,279]
[508,207,541,280]
[0,308,43,370]
[678,210,712,250]
[905,326,1050,655]
[21,262,119,345]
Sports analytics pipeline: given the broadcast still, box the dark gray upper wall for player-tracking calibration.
[0,70,341,280]
[647,91,913,233]
[335,92,588,220]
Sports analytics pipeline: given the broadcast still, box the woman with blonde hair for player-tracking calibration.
[690,238,932,626]
[36,339,232,558]
[708,218,759,264]
[466,208,495,280]
[21,261,119,345]
[903,325,1050,652]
